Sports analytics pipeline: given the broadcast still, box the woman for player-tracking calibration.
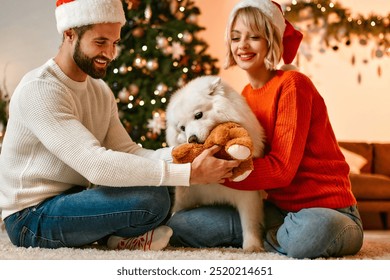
[167,0,363,259]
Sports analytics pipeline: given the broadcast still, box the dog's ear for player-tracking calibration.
[209,77,222,95]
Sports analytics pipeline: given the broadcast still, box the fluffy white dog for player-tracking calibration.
[166,76,266,252]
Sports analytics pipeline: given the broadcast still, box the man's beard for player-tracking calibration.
[73,40,111,79]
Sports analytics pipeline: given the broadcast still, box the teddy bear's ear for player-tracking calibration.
[209,77,222,95]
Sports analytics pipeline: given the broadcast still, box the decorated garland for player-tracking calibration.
[283,0,389,57]
[283,0,389,83]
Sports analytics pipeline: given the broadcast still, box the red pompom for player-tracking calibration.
[56,0,75,7]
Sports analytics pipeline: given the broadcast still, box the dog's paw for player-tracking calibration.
[243,238,265,253]
[243,245,265,253]
[227,144,251,160]
[232,170,251,182]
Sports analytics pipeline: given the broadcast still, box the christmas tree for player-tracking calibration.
[104,0,219,149]
[0,76,9,143]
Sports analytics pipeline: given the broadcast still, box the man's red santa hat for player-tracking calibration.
[55,0,126,34]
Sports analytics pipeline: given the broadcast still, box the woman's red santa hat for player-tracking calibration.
[55,0,126,34]
[227,0,303,65]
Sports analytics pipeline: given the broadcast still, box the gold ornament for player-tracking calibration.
[191,63,202,73]
[129,84,139,96]
[375,49,384,58]
[182,31,193,43]
[146,59,159,71]
[119,65,128,75]
[170,0,179,14]
[125,0,141,10]
[156,35,169,48]
[132,27,145,38]
[133,56,146,68]
[377,66,382,77]
[186,14,198,24]
[144,4,152,23]
[118,88,131,103]
[156,83,168,96]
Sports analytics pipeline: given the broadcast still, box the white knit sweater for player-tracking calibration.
[0,59,190,219]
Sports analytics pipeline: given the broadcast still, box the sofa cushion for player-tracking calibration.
[338,142,373,173]
[339,147,367,174]
[373,143,390,177]
[349,173,390,200]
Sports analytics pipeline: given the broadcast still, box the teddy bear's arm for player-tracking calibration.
[171,143,205,163]
[227,126,253,150]
[224,125,254,160]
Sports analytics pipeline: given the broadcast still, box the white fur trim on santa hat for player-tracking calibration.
[227,0,286,38]
[55,0,126,34]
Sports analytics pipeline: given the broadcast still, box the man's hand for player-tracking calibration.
[189,145,240,185]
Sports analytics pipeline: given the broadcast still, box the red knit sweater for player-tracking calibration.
[224,70,356,211]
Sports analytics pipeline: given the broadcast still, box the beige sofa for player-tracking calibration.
[339,142,390,229]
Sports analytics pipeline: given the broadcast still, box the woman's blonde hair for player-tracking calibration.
[224,7,283,70]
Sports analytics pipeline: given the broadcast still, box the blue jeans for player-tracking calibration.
[4,186,171,248]
[167,200,364,259]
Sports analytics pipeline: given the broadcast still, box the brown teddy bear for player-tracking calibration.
[172,121,254,182]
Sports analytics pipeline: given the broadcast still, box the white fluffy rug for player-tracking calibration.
[0,229,389,260]
[1,230,389,280]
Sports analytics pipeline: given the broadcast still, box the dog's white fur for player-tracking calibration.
[166,76,266,252]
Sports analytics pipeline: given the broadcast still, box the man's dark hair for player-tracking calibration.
[73,25,94,38]
[62,25,93,42]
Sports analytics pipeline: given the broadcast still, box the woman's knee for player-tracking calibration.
[278,208,363,258]
[166,211,195,247]
[167,206,243,248]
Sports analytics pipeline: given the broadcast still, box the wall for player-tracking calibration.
[0,0,389,142]
[0,0,59,92]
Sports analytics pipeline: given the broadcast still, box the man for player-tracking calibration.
[0,0,238,251]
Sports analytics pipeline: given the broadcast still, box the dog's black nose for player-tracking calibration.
[188,135,199,143]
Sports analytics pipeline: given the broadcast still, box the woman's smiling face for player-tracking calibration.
[230,15,269,75]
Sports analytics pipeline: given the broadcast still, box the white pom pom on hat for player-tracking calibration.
[55,0,126,34]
